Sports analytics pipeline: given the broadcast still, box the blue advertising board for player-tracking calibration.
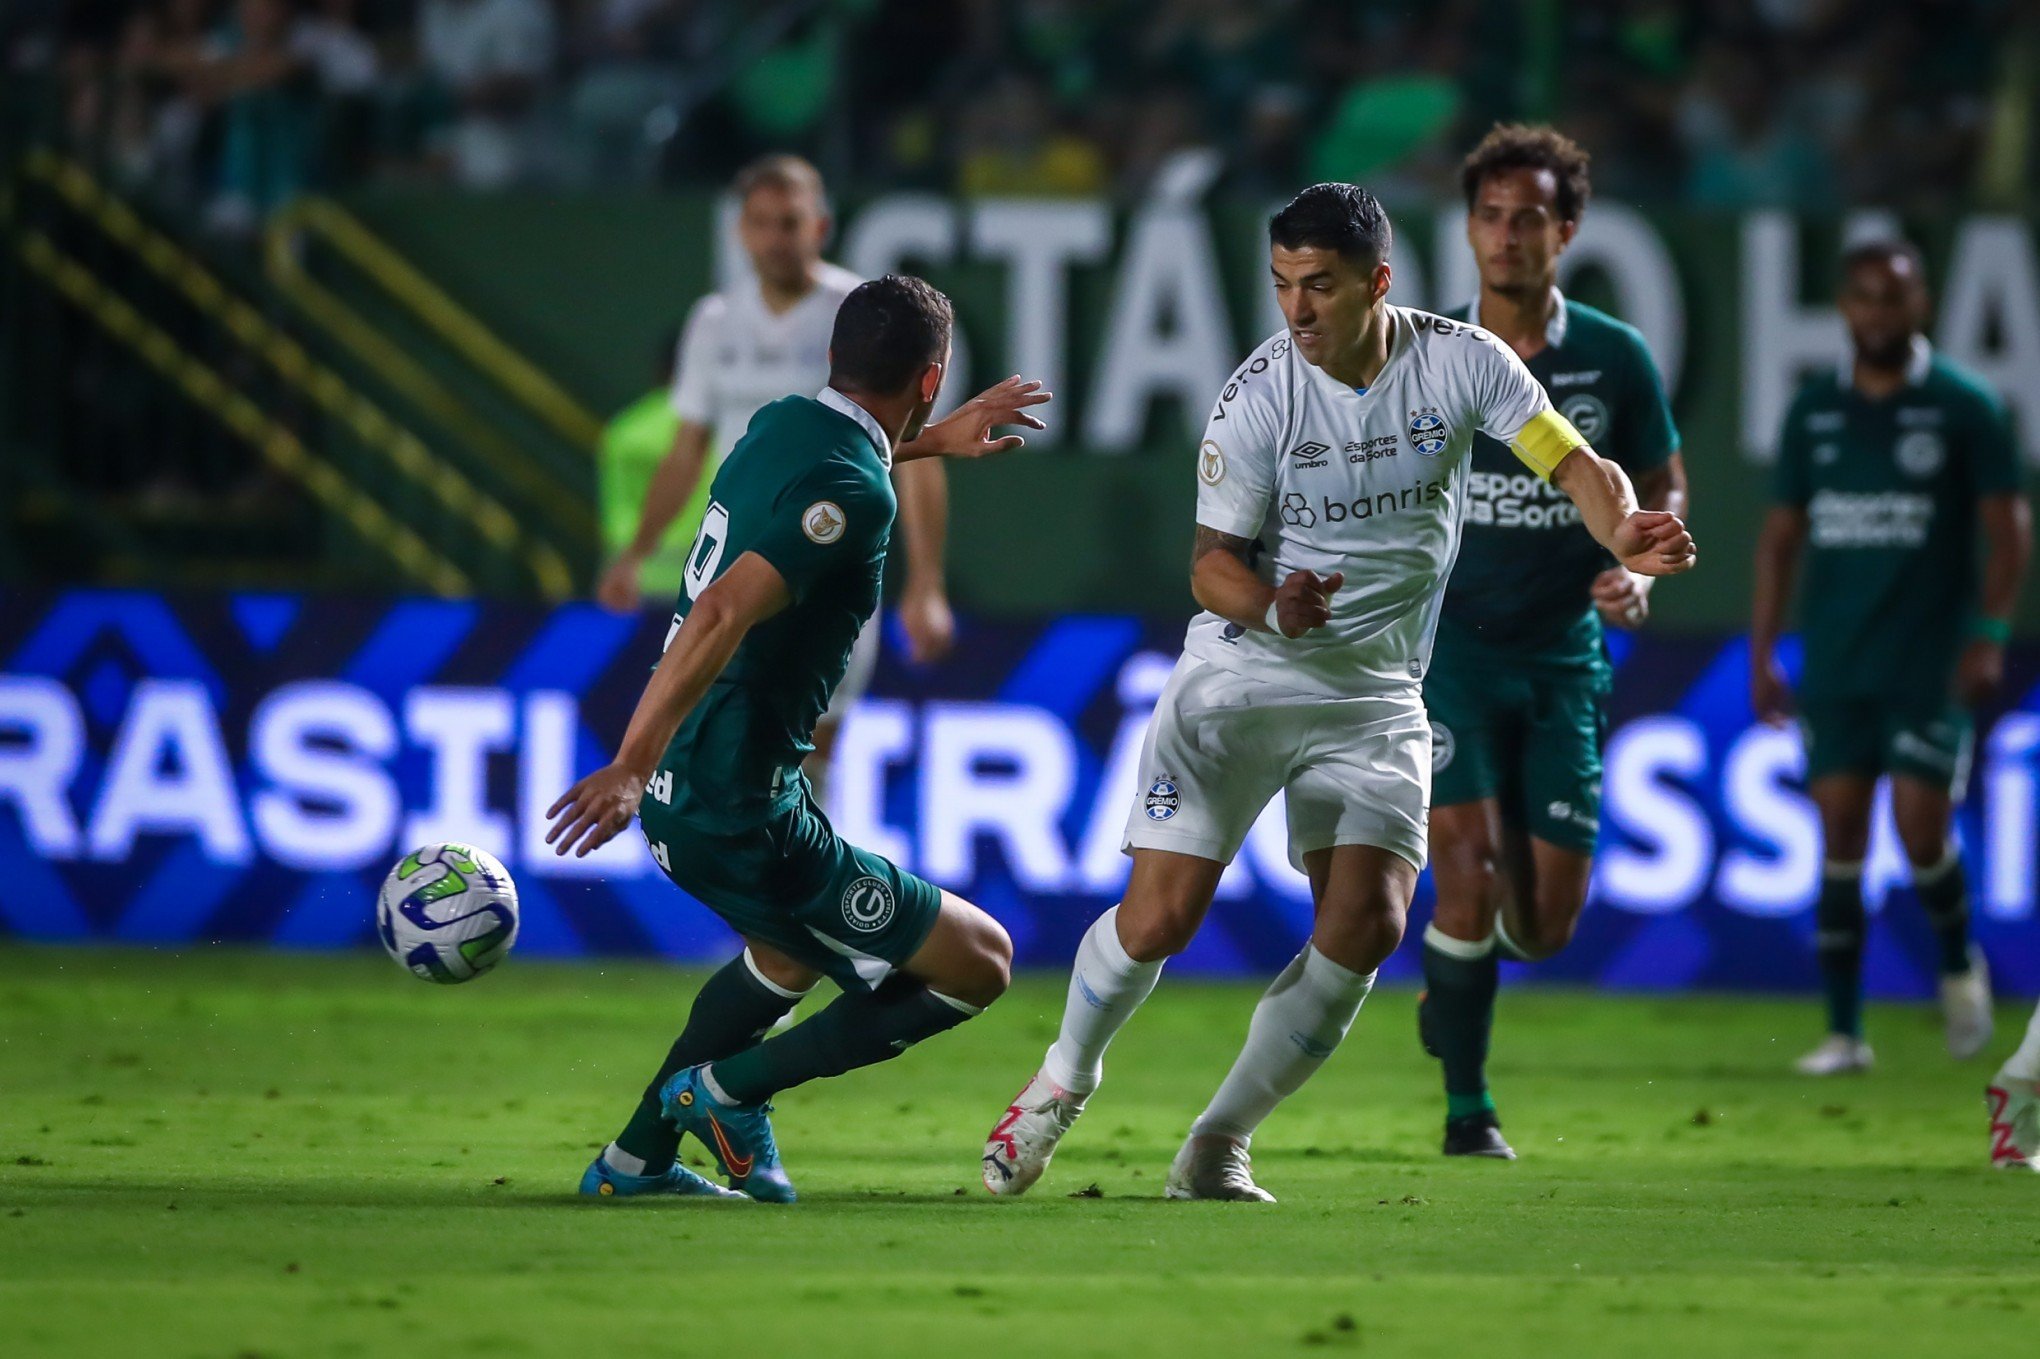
[2,588,2036,996]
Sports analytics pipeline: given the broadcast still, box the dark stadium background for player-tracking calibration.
[3,0,2038,999]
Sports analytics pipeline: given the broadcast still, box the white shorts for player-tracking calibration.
[821,616,882,727]
[1122,655,1432,873]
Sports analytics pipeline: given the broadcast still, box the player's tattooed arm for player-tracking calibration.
[1590,453,1690,629]
[1552,447,1696,578]
[1191,525,1339,638]
[1191,525,1258,569]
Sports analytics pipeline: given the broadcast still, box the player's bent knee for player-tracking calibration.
[1314,896,1408,974]
[917,894,1012,1010]
[744,939,822,994]
[1115,900,1203,961]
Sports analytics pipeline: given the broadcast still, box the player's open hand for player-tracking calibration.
[900,582,956,663]
[545,764,645,858]
[595,552,644,613]
[1750,652,1794,727]
[1591,567,1651,630]
[1270,570,1342,638]
[1611,510,1696,577]
[912,376,1051,459]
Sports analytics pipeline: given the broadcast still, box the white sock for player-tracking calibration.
[1189,946,1375,1144]
[601,1142,648,1176]
[2001,1001,2040,1083]
[1041,906,1164,1095]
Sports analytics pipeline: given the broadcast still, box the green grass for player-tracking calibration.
[0,946,2032,1358]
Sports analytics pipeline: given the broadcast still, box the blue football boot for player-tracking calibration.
[660,1065,798,1203]
[578,1152,749,1201]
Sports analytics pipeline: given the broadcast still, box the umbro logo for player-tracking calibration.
[1289,440,1331,467]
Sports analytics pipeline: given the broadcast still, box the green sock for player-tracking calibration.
[612,953,803,1172]
[1814,862,1865,1039]
[709,974,981,1106]
[1422,925,1499,1118]
[1913,851,1973,976]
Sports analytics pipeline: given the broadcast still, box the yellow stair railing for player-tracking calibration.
[266,199,604,546]
[17,228,471,596]
[22,150,575,600]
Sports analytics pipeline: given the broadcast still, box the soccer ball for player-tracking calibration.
[376,843,519,984]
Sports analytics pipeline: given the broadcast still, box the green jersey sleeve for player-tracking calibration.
[749,456,891,602]
[1961,385,2021,499]
[1771,385,1814,507]
[1618,330,1679,474]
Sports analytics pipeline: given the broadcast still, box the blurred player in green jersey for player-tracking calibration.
[1752,241,2031,1076]
[595,155,955,803]
[1418,126,1688,1159]
[550,276,1050,1201]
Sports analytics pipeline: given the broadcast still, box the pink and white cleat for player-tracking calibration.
[1985,1079,2039,1172]
[983,1066,1089,1196]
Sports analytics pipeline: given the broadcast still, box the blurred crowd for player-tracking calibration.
[4,0,2034,225]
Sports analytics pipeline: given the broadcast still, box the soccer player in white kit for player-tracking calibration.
[596,154,955,794]
[982,183,1697,1201]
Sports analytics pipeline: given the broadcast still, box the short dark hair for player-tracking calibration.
[734,153,827,210]
[1841,238,1927,284]
[1460,123,1592,224]
[1269,183,1393,269]
[828,275,953,394]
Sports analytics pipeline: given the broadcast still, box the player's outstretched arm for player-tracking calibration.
[1190,525,1341,638]
[1591,454,1689,630]
[547,552,791,857]
[1550,446,1696,578]
[895,376,1050,462]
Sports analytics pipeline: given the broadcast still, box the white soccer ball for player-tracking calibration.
[376,843,520,984]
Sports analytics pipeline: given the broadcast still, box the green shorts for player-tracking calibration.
[1799,695,1973,793]
[638,786,944,992]
[1423,618,1610,854]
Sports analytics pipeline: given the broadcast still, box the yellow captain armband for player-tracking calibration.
[1508,407,1590,481]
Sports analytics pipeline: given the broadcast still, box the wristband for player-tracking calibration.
[1265,599,1284,636]
[1968,616,2012,645]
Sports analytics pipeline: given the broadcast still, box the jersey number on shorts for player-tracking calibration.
[683,502,730,600]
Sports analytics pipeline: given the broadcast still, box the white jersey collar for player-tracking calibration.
[816,386,894,468]
[1838,334,1933,389]
[1466,287,1568,348]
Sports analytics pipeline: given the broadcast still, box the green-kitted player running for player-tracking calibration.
[1752,240,2031,1076]
[1419,125,1688,1159]
[546,275,1050,1202]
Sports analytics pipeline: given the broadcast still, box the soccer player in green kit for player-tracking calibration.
[546,275,1050,1201]
[1752,240,2031,1076]
[1418,126,1688,1159]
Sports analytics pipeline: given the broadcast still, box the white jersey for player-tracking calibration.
[1186,306,1559,699]
[669,261,863,445]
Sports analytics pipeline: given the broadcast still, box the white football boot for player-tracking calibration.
[1940,946,1994,1060]
[1985,1079,2040,1172]
[1165,1134,1276,1203]
[1794,1034,1875,1076]
[982,1066,1088,1196]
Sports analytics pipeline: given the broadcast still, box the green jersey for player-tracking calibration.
[1773,342,2019,699]
[657,390,896,828]
[1442,295,1680,649]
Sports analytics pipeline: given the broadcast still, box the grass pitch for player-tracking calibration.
[0,947,2033,1358]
